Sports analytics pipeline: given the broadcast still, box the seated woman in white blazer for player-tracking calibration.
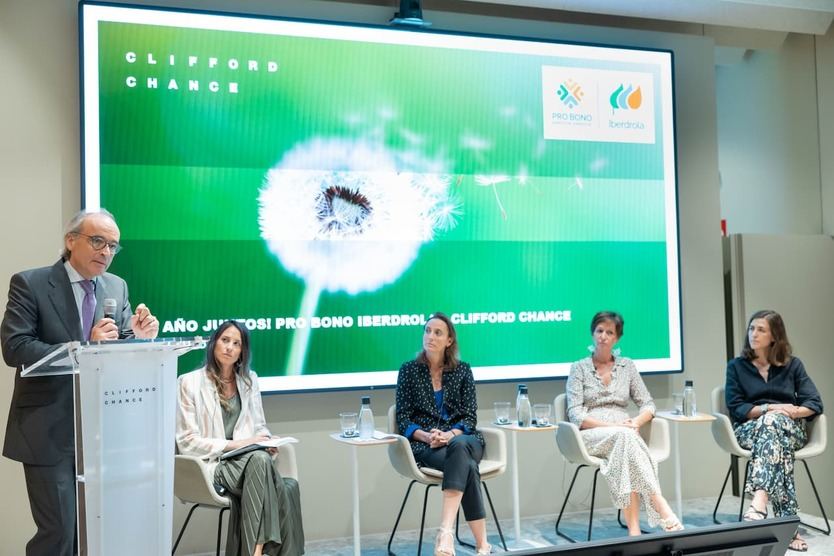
[176,320,305,556]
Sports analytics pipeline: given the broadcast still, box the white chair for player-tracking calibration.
[710,385,830,534]
[172,443,299,555]
[385,405,508,555]
[553,393,670,542]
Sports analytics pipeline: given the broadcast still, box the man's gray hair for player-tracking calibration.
[61,208,117,259]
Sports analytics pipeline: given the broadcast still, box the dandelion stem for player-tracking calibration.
[492,184,508,220]
[285,280,322,376]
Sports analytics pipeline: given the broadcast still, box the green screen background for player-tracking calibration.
[90,18,679,386]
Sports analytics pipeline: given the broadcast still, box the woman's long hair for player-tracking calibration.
[205,320,252,411]
[741,309,792,366]
[416,312,460,371]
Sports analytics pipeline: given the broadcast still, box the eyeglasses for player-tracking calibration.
[73,232,122,255]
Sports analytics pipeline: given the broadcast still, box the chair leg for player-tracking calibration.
[454,511,475,550]
[736,461,751,522]
[172,503,200,555]
[587,468,599,542]
[450,482,508,552]
[417,484,436,556]
[712,462,734,524]
[215,506,228,556]
[388,480,417,555]
[556,465,601,543]
[555,464,585,543]
[482,482,508,551]
[799,460,832,535]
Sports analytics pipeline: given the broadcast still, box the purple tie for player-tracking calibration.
[80,280,96,341]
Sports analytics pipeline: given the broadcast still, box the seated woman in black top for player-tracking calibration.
[395,312,489,556]
[725,310,823,552]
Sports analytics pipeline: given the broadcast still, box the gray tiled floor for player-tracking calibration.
[304,497,833,555]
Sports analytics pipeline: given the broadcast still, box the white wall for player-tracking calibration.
[716,34,823,235]
[818,25,834,236]
[0,1,727,553]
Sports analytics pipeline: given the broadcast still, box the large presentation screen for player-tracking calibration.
[80,2,682,392]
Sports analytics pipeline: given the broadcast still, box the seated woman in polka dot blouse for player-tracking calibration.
[395,312,490,556]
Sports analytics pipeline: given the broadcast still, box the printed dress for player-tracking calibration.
[566,356,661,525]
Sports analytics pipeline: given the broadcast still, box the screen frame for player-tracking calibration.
[78,0,684,394]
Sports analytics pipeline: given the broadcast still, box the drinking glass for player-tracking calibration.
[672,393,684,415]
[340,412,358,437]
[533,403,552,426]
[494,402,511,425]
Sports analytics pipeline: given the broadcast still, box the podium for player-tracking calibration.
[22,337,205,556]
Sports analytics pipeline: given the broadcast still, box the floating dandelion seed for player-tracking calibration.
[475,174,511,220]
[259,137,457,374]
[589,157,608,173]
[344,112,362,126]
[460,131,492,162]
[516,163,529,186]
[378,106,397,120]
[399,127,425,146]
[571,175,585,190]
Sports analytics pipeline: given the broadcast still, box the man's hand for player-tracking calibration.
[131,303,159,339]
[90,318,119,341]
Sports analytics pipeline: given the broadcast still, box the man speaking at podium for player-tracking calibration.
[1,209,159,556]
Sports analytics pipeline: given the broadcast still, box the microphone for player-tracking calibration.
[103,298,117,321]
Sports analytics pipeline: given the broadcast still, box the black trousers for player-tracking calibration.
[417,434,486,521]
[22,455,77,556]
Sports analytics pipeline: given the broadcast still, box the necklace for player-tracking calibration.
[219,375,235,384]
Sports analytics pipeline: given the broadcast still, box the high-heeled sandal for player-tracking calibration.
[742,505,768,522]
[434,527,455,556]
[475,543,493,555]
[658,514,684,532]
[788,532,808,552]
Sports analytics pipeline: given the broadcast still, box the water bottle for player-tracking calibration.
[682,380,697,417]
[358,396,375,440]
[516,384,532,427]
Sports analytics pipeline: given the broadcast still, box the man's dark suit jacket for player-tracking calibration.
[1,259,134,465]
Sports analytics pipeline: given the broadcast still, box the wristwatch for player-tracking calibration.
[759,403,769,415]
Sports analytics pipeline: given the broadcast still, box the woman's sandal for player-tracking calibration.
[788,533,808,552]
[434,527,455,556]
[659,514,684,532]
[475,543,493,555]
[742,505,768,522]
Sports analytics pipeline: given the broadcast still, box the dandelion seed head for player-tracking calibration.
[259,137,458,295]
[316,185,372,236]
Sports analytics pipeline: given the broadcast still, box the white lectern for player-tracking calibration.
[22,338,205,556]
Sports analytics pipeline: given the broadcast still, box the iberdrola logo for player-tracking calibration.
[610,84,642,110]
